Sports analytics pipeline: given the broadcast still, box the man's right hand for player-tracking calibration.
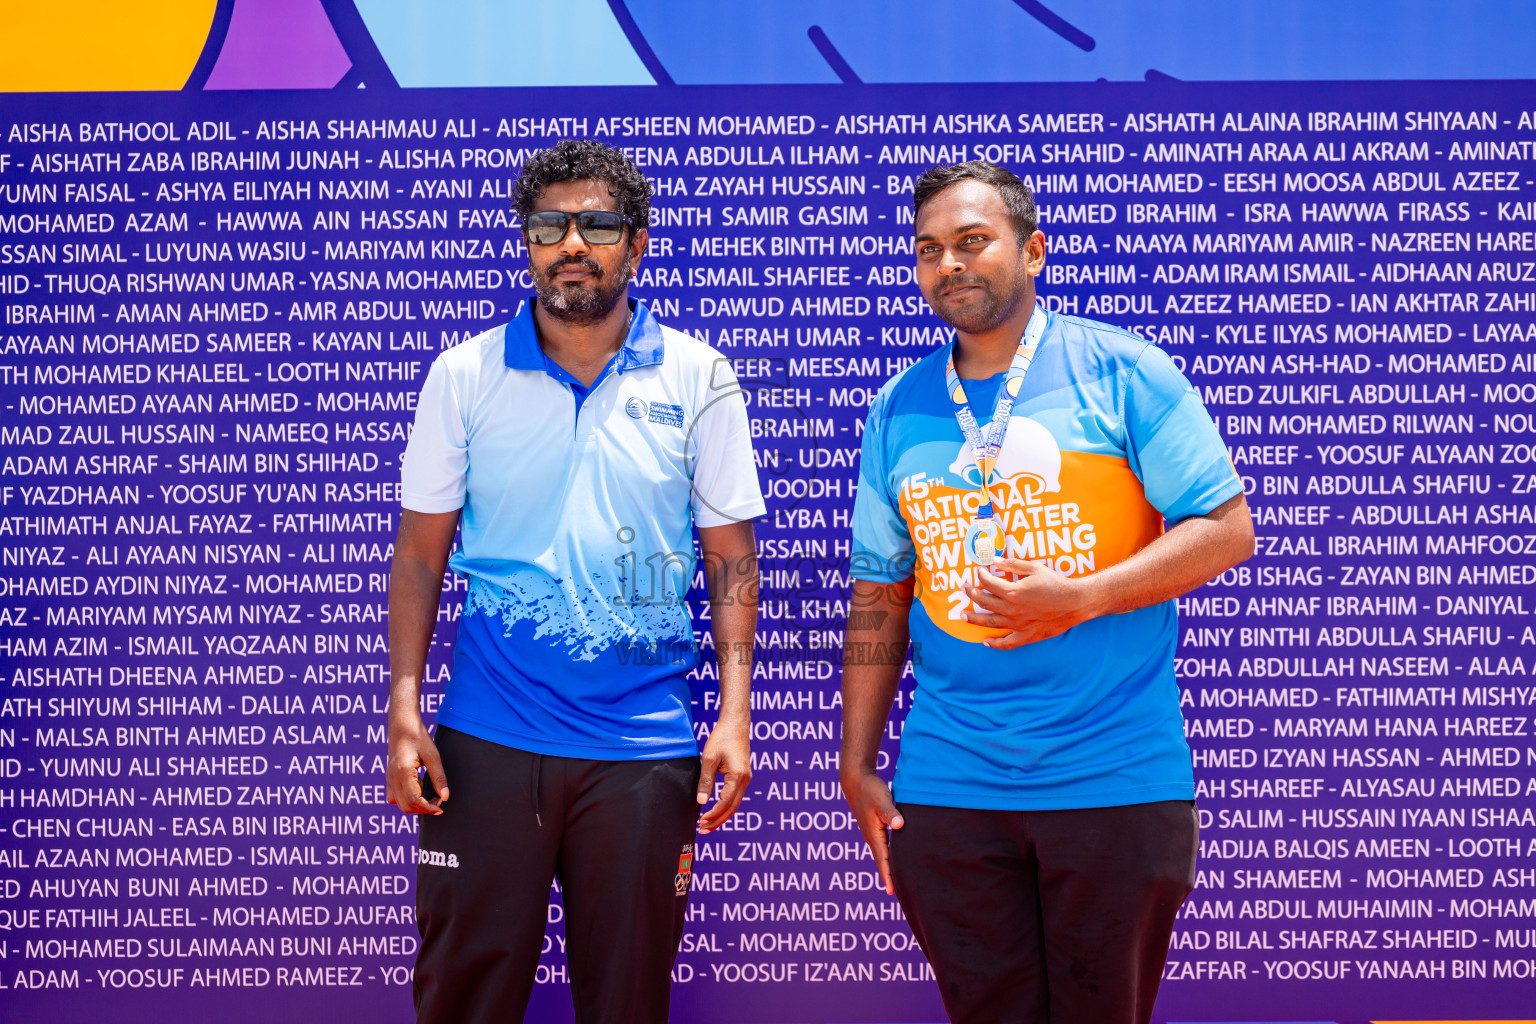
[841,769,905,895]
[386,714,450,815]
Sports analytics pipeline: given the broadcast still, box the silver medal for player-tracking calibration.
[964,518,1001,567]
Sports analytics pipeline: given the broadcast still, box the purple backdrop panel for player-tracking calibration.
[204,0,351,90]
[0,81,1534,1024]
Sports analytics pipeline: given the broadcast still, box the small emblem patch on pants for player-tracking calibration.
[674,844,693,895]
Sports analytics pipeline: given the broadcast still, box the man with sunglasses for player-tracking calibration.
[386,140,764,1024]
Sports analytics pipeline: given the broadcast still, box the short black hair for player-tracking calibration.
[912,161,1037,248]
[514,139,652,231]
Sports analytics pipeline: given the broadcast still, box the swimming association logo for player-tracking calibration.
[648,401,685,428]
[625,397,648,419]
[947,413,1062,504]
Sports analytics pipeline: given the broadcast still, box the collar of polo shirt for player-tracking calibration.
[503,296,664,375]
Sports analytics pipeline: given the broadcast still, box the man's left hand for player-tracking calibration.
[959,558,1097,649]
[696,715,751,832]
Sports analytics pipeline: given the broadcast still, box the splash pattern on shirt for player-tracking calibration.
[465,571,693,663]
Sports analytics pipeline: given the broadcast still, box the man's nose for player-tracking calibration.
[938,248,966,275]
[556,218,589,256]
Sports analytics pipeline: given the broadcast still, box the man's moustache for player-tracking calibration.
[938,276,986,296]
[546,256,604,280]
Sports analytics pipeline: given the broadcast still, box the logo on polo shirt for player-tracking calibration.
[648,402,684,428]
[624,397,684,428]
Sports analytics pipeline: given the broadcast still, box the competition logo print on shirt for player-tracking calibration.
[905,315,1163,644]
[905,430,1164,645]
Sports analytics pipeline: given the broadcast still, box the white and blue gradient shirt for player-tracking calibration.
[401,299,765,758]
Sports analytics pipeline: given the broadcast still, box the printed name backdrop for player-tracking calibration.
[2,81,1536,1024]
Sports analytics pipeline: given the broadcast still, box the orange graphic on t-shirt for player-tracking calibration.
[900,448,1163,644]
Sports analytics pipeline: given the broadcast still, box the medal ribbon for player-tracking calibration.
[943,305,1047,524]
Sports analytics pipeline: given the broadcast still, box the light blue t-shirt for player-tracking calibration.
[851,307,1242,809]
[401,299,765,759]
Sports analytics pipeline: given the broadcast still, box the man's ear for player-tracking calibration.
[629,226,649,277]
[1025,229,1047,277]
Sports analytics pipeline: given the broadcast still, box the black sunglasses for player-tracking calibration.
[524,209,635,246]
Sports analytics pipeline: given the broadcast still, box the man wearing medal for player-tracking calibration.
[843,160,1254,1023]
[386,140,765,1023]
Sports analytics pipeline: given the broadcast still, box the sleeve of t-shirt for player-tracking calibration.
[1123,342,1244,524]
[850,388,916,583]
[400,355,469,514]
[689,356,767,528]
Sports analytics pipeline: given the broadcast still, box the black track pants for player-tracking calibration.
[889,800,1198,1024]
[414,726,702,1024]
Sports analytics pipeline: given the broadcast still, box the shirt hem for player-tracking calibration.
[401,494,465,514]
[1165,471,1245,525]
[694,501,767,528]
[436,710,699,761]
[891,782,1194,811]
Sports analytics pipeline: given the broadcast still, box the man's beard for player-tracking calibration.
[930,262,1032,335]
[533,253,631,325]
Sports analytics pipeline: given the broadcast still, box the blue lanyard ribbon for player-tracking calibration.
[943,305,1047,522]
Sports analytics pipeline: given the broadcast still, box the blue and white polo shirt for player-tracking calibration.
[401,298,765,759]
